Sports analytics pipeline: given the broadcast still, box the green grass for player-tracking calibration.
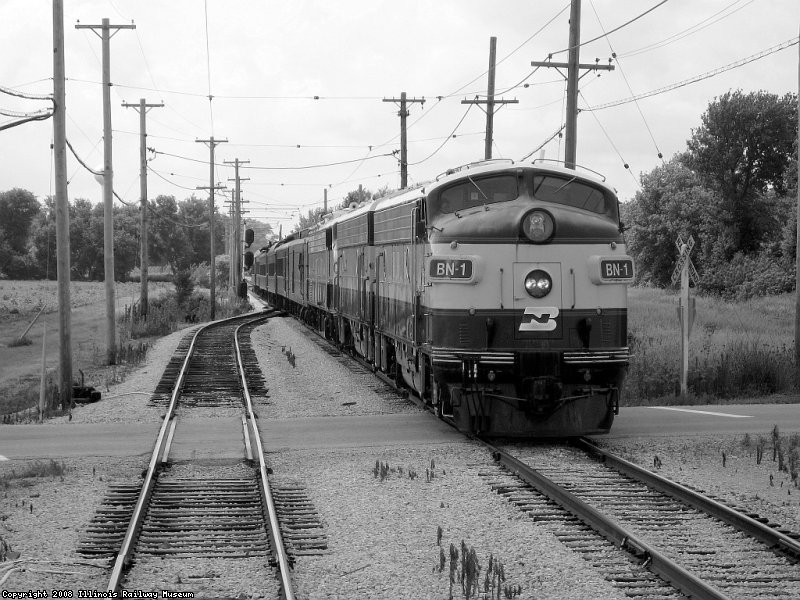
[625,287,797,405]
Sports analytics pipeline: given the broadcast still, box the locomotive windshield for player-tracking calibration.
[531,174,610,215]
[434,174,518,215]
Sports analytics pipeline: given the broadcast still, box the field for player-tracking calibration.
[626,287,796,404]
[0,280,173,420]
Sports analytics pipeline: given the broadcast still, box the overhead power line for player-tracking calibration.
[588,0,664,161]
[550,0,670,56]
[0,84,53,101]
[0,111,53,131]
[618,0,753,59]
[147,146,397,171]
[586,37,799,111]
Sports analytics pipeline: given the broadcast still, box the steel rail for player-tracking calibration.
[482,441,731,600]
[576,437,800,560]
[235,314,296,600]
[106,310,273,593]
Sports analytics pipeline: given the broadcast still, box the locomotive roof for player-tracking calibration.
[424,159,617,197]
[268,160,617,248]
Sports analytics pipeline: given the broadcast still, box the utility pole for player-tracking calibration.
[196,137,227,320]
[122,99,163,318]
[795,30,799,370]
[461,37,518,160]
[323,188,328,213]
[76,18,135,364]
[383,92,425,188]
[226,191,234,287]
[52,0,72,408]
[531,0,614,169]
[225,158,249,292]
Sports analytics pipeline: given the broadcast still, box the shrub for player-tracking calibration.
[699,251,795,300]
[119,295,181,338]
[173,269,195,306]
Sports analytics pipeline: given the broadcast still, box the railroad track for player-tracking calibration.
[236,298,800,597]
[98,310,299,598]
[482,438,800,600]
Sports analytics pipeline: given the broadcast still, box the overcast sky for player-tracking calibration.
[1,0,797,231]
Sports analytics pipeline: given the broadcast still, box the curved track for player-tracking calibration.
[105,310,296,599]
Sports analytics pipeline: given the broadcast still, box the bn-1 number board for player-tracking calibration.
[600,258,634,280]
[429,258,473,279]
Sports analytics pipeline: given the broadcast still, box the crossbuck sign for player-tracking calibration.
[671,235,700,286]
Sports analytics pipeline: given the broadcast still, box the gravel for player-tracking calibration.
[0,456,146,592]
[595,433,800,534]
[267,443,628,600]
[249,316,419,419]
[1,306,798,599]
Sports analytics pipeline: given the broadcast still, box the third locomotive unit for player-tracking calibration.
[251,159,634,437]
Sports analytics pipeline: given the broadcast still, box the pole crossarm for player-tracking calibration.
[122,101,164,111]
[75,23,136,36]
[461,97,519,111]
[531,60,615,70]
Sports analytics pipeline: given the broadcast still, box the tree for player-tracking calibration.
[0,188,41,278]
[113,203,141,281]
[244,219,275,249]
[682,90,797,254]
[149,195,191,271]
[295,206,329,232]
[622,158,722,287]
[30,197,57,279]
[179,195,225,267]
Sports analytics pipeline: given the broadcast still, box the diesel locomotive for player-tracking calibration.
[251,159,634,437]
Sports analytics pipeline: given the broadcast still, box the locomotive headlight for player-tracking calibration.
[524,269,552,298]
[521,209,554,243]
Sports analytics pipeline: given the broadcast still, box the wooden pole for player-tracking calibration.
[209,141,216,319]
[680,246,689,397]
[101,19,116,364]
[795,29,800,371]
[121,100,161,317]
[76,20,134,360]
[399,93,408,188]
[485,36,497,160]
[565,0,581,169]
[138,99,149,317]
[52,0,73,408]
[39,321,47,422]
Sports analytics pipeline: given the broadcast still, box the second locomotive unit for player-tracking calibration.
[252,159,634,437]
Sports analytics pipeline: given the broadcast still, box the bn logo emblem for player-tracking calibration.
[519,307,559,332]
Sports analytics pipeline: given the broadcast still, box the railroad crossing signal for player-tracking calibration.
[672,235,700,398]
[671,235,700,286]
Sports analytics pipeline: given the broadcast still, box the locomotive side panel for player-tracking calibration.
[374,202,417,343]
[307,229,329,309]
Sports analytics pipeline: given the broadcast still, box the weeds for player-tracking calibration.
[742,426,800,487]
[373,457,438,482]
[438,535,521,599]
[0,460,67,488]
